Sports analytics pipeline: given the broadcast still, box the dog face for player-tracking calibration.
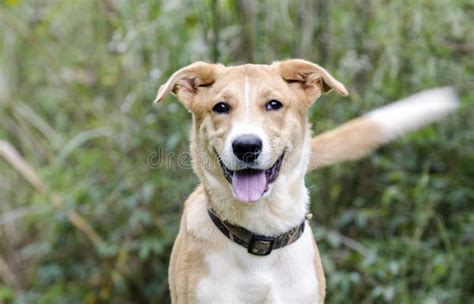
[155,60,347,203]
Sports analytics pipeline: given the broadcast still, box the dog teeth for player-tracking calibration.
[216,150,285,185]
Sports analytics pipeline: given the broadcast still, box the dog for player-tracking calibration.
[154,59,458,303]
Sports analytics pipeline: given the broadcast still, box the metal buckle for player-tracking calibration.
[248,234,276,256]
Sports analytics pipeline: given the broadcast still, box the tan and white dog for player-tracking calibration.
[155,59,458,303]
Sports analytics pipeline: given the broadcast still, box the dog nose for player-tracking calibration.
[232,135,262,162]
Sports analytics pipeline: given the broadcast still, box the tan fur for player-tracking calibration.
[309,116,385,170]
[277,59,348,99]
[169,186,226,303]
[168,188,206,303]
[312,236,326,304]
[157,60,348,303]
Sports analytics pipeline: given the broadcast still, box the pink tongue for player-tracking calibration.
[232,170,267,202]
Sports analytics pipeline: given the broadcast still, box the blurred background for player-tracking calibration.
[0,0,473,303]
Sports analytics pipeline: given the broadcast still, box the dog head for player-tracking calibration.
[155,59,347,204]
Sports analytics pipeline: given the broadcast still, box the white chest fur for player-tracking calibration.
[196,224,319,304]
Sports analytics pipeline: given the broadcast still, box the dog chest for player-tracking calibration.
[195,228,320,303]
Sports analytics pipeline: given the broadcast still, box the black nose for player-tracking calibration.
[232,135,262,162]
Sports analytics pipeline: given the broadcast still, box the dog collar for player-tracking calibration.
[207,208,308,256]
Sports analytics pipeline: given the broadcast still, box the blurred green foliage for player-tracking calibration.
[0,0,473,303]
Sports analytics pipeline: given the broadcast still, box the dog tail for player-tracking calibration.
[308,87,459,170]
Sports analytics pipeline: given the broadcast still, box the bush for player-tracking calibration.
[0,1,472,303]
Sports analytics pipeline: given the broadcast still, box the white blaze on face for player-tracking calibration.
[221,76,272,170]
[244,76,250,118]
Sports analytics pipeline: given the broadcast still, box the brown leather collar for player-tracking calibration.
[207,208,307,256]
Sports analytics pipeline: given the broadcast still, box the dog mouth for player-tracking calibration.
[217,152,285,203]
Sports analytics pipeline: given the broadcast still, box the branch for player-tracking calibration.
[0,140,104,247]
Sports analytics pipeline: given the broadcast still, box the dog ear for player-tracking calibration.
[276,59,348,103]
[154,62,223,108]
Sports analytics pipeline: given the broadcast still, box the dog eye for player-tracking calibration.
[213,102,231,114]
[265,100,283,111]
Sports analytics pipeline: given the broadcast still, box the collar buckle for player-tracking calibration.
[248,234,276,256]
